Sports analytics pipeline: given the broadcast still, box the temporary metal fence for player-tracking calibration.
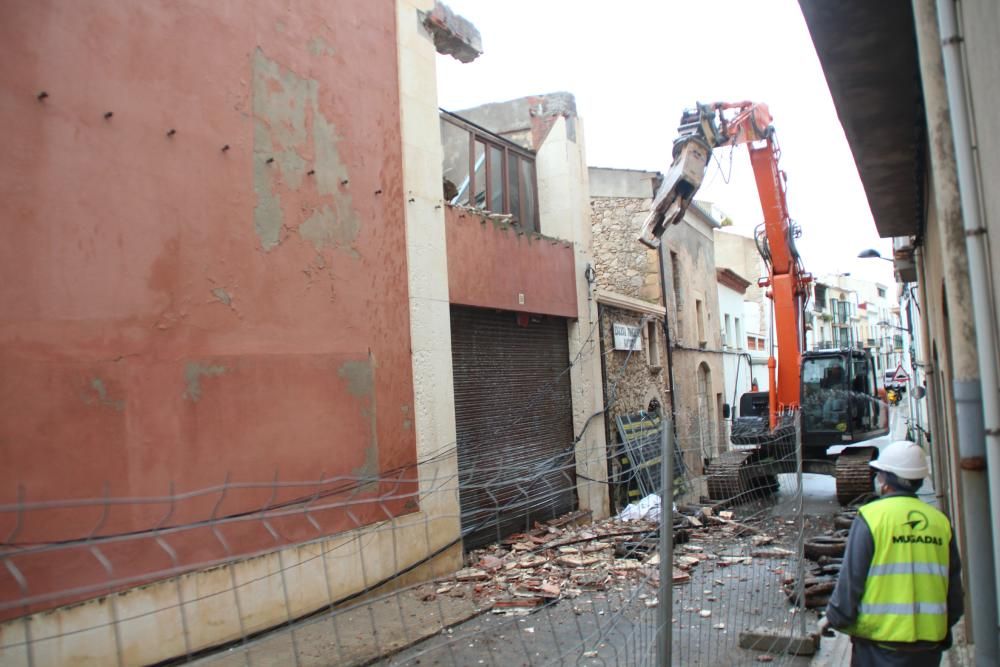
[1,326,846,667]
[0,417,837,666]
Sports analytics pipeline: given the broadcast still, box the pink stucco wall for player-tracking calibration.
[446,206,579,318]
[0,0,416,616]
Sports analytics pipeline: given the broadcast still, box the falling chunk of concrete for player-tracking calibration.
[422,1,482,63]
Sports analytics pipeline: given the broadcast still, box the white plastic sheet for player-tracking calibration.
[616,494,674,523]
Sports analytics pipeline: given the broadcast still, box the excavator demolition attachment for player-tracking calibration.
[640,102,885,506]
[638,107,718,248]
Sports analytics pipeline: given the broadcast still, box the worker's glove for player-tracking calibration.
[817,616,833,637]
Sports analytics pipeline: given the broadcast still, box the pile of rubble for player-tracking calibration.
[418,510,662,615]
[420,503,798,617]
[781,509,856,608]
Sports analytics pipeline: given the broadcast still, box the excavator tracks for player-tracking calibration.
[835,448,876,506]
[707,452,785,503]
[706,451,751,501]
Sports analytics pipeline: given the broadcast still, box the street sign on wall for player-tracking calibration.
[613,323,643,351]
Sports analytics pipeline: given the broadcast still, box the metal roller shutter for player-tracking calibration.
[450,306,578,549]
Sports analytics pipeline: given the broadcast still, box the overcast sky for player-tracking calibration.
[435,0,898,289]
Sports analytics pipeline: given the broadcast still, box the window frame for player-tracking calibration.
[441,111,540,232]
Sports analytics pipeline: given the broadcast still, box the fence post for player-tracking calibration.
[795,413,807,638]
[657,418,673,666]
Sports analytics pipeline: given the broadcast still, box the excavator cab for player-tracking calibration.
[716,348,890,505]
[800,349,889,451]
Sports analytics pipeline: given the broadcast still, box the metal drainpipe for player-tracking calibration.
[936,1,1000,651]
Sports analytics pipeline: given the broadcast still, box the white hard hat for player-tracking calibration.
[870,441,929,480]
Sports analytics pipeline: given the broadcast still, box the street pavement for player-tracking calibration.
[386,407,923,666]
[200,406,943,666]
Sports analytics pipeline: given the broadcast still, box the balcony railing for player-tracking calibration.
[813,341,866,351]
[440,111,540,233]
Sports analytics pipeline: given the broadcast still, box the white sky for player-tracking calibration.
[434,0,898,289]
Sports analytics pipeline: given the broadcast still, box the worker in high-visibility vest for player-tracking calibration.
[820,441,964,666]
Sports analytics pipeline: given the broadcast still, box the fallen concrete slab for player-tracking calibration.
[739,626,820,656]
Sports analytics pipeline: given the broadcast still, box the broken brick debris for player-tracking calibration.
[751,547,794,559]
[557,554,602,568]
[455,567,489,582]
[425,512,663,615]
[422,503,820,619]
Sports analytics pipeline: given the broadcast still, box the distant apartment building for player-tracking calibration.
[808,275,902,377]
[716,267,754,445]
[714,227,775,394]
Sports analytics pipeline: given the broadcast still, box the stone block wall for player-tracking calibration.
[599,304,669,428]
[591,197,662,303]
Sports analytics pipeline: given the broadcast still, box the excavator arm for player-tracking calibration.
[639,102,812,429]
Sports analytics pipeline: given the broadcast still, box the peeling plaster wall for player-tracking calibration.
[590,195,663,303]
[0,0,462,663]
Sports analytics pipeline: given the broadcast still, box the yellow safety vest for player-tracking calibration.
[847,496,951,643]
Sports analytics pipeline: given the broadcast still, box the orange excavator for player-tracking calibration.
[639,102,889,505]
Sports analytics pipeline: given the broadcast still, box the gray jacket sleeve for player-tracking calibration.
[947,535,964,628]
[825,515,873,629]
